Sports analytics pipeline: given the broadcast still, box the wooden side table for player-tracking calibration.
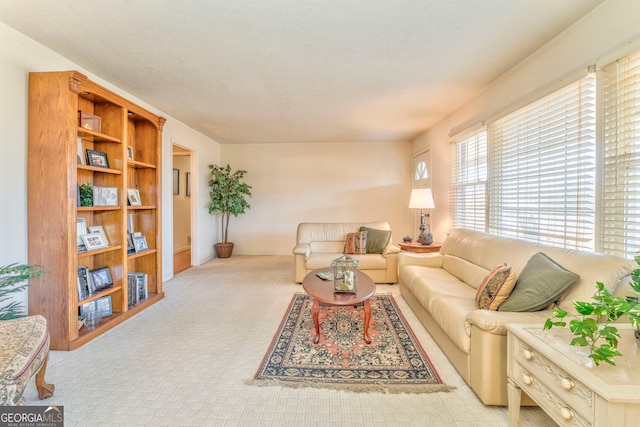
[398,242,442,253]
[507,323,640,426]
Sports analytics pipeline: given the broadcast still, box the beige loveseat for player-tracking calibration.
[398,228,635,406]
[293,222,400,283]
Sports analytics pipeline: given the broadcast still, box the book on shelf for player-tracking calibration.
[77,217,88,253]
[77,266,93,301]
[127,272,148,307]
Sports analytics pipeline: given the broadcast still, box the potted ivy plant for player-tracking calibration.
[208,164,252,258]
[544,255,640,366]
[0,263,48,320]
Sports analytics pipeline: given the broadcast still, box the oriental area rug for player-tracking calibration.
[248,293,454,394]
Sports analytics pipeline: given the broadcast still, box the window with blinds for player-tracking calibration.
[487,76,597,250]
[449,130,487,231]
[601,50,640,258]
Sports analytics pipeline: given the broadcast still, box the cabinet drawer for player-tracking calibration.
[512,336,593,421]
[512,359,592,426]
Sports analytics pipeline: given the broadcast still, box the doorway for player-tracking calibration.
[172,145,193,275]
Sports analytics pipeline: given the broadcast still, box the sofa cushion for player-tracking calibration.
[344,231,367,254]
[475,264,517,310]
[499,252,579,312]
[306,253,387,270]
[442,255,490,289]
[359,226,391,254]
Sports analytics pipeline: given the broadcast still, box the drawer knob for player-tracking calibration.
[561,377,574,390]
[521,373,534,385]
[523,349,534,360]
[560,407,574,420]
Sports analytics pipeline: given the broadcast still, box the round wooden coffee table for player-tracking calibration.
[302,268,376,344]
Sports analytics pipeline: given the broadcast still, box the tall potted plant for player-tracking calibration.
[0,263,48,320]
[208,164,252,258]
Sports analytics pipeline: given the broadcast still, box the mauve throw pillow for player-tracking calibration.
[475,264,517,310]
[344,231,367,254]
[498,252,579,312]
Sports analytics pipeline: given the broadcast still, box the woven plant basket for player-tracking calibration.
[214,242,234,258]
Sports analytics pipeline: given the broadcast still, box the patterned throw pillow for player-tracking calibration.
[475,264,517,310]
[344,231,368,254]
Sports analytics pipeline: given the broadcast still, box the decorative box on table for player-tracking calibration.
[331,254,358,293]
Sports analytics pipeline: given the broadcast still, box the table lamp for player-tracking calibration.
[409,188,435,245]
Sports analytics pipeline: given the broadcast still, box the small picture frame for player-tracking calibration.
[173,168,180,195]
[126,146,134,161]
[127,188,142,206]
[93,186,118,206]
[186,172,191,197]
[80,295,112,318]
[86,149,109,168]
[89,266,113,291]
[78,111,102,133]
[133,235,148,253]
[88,225,109,246]
[81,232,109,251]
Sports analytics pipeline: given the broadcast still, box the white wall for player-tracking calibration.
[0,22,221,311]
[221,141,413,255]
[412,0,640,243]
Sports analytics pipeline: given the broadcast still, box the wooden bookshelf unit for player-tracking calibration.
[27,71,165,350]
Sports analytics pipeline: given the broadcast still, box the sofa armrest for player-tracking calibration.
[465,309,552,336]
[397,252,443,269]
[383,243,401,256]
[292,243,311,258]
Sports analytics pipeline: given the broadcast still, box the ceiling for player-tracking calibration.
[0,0,603,144]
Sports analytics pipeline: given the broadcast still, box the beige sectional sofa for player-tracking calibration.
[293,222,400,283]
[398,228,635,406]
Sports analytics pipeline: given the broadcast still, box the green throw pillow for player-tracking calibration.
[498,252,579,312]
[359,226,391,254]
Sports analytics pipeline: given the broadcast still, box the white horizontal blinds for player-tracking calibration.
[449,130,487,231]
[487,76,597,250]
[601,50,640,258]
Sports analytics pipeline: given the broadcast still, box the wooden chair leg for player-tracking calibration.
[35,354,55,400]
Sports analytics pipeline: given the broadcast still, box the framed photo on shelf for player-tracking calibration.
[88,225,109,246]
[89,266,113,291]
[133,235,148,253]
[86,149,109,168]
[93,186,118,206]
[127,188,142,206]
[78,111,102,132]
[173,168,179,195]
[81,232,108,251]
[80,295,112,318]
[126,146,134,161]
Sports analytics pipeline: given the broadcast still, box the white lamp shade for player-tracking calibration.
[409,188,435,209]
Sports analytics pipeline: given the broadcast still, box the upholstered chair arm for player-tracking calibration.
[465,310,552,336]
[292,243,311,258]
[383,243,401,256]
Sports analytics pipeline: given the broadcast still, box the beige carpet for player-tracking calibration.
[23,255,554,426]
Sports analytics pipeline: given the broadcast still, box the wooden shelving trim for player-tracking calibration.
[126,205,156,211]
[72,293,164,349]
[77,245,122,258]
[77,164,122,175]
[76,284,123,307]
[77,127,121,143]
[127,160,157,169]
[127,248,157,260]
[77,206,122,212]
